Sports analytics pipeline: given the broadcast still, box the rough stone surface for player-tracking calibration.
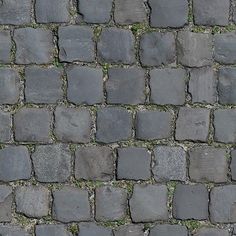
[0,111,11,142]
[0,185,12,222]
[0,30,11,63]
[0,226,30,236]
[194,228,229,236]
[230,150,236,180]
[149,224,188,236]
[78,223,113,236]
[35,225,72,236]
[114,224,144,236]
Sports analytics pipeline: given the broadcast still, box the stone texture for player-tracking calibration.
[25,66,63,104]
[14,108,51,142]
[173,184,209,220]
[0,185,12,222]
[0,226,30,236]
[97,28,135,64]
[78,223,113,236]
[32,144,72,183]
[130,184,168,222]
[35,0,70,23]
[114,224,144,236]
[106,68,146,104]
[194,228,229,236]
[0,146,31,182]
[135,110,173,140]
[0,111,11,142]
[149,0,188,28]
[75,146,114,181]
[153,146,186,181]
[117,147,151,180]
[150,68,186,105]
[35,225,72,236]
[95,186,127,221]
[67,66,104,105]
[189,147,228,183]
[149,224,188,236]
[96,107,132,143]
[15,186,50,218]
[230,150,236,180]
[0,30,11,63]
[189,67,217,104]
[175,107,210,141]
[58,26,95,63]
[54,106,92,143]
[140,32,176,66]
[193,0,230,26]
[14,28,54,64]
[53,186,91,223]
[177,31,212,67]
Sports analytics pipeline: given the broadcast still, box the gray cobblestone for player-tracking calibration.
[78,223,113,236]
[194,228,229,236]
[0,185,12,222]
[0,226,30,236]
[230,150,236,180]
[0,111,11,142]
[35,225,72,236]
[0,30,11,63]
[149,224,188,236]
[114,224,144,236]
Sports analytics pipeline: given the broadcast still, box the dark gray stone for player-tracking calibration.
[96,107,132,143]
[189,147,228,183]
[32,144,72,183]
[0,30,11,63]
[35,225,72,236]
[149,0,188,28]
[14,108,51,142]
[214,109,236,143]
[194,228,229,236]
[0,0,31,25]
[16,186,50,218]
[218,68,236,104]
[25,66,63,104]
[0,185,12,222]
[58,26,95,63]
[95,186,127,221]
[78,223,113,236]
[0,68,20,104]
[210,185,236,223]
[67,66,104,105]
[177,31,212,67]
[129,184,168,222]
[97,28,135,64]
[0,226,30,236]
[0,146,31,182]
[114,224,144,236]
[231,150,236,180]
[173,184,209,220]
[78,0,113,23]
[14,28,54,64]
[75,146,114,181]
[175,107,210,141]
[214,33,236,64]
[106,68,146,105]
[150,68,186,105]
[153,146,186,181]
[189,67,217,104]
[140,32,176,66]
[54,106,92,143]
[114,0,146,25]
[53,186,91,223]
[117,147,151,180]
[35,0,70,23]
[193,0,230,26]
[0,111,11,142]
[135,110,173,140]
[149,224,188,236]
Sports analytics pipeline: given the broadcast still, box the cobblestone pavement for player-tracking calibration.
[1,0,236,235]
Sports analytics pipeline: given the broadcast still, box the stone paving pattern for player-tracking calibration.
[1,0,236,235]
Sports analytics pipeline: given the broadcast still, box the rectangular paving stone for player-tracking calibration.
[35,225,72,236]
[0,30,11,63]
[114,224,144,236]
[79,223,113,236]
[0,111,11,142]
[231,150,236,181]
[149,224,188,236]
[0,185,12,222]
[0,226,30,236]
[194,228,229,236]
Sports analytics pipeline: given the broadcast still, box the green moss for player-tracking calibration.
[69,144,77,152]
[15,214,32,226]
[182,220,201,231]
[75,180,104,189]
[53,57,63,68]
[102,63,111,74]
[94,26,102,41]
[101,218,128,228]
[192,26,206,33]
[131,23,150,36]
[68,224,79,234]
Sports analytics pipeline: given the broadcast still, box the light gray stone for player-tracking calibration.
[35,225,72,236]
[114,224,144,236]
[0,185,12,222]
[194,227,229,236]
[230,150,236,180]
[0,30,11,63]
[78,223,113,236]
[0,226,30,236]
[0,111,11,142]
[149,224,188,236]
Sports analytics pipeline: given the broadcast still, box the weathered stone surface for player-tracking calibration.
[54,106,92,143]
[0,185,12,222]
[150,68,186,105]
[0,30,11,63]
[35,224,72,236]
[96,107,132,143]
[149,0,188,28]
[114,224,144,236]
[106,68,146,105]
[117,147,151,180]
[58,26,95,63]
[0,111,11,142]
[177,31,212,67]
[78,223,113,236]
[0,146,31,182]
[136,110,173,140]
[153,146,186,181]
[189,147,228,183]
[16,186,50,218]
[140,32,176,66]
[95,186,127,221]
[14,108,51,142]
[194,227,229,236]
[67,66,104,105]
[175,107,210,141]
[14,28,54,64]
[149,224,188,236]
[0,226,30,236]
[53,186,91,223]
[25,66,63,104]
[173,184,209,220]
[97,28,135,64]
[32,144,71,183]
[230,150,236,180]
[130,184,168,222]
[75,146,114,181]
